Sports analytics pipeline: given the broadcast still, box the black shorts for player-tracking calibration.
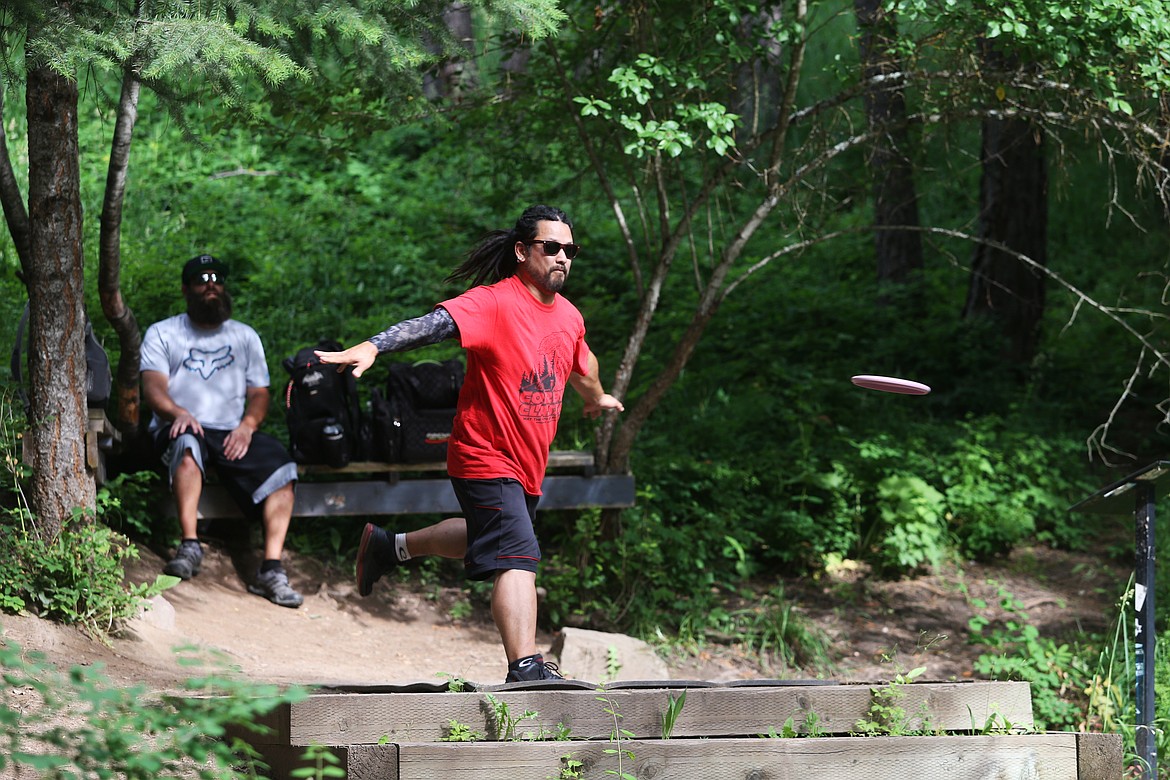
[152,425,298,521]
[452,477,541,581]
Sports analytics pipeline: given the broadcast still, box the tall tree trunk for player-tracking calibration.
[855,0,923,295]
[23,61,95,536]
[423,2,477,101]
[99,65,144,441]
[963,116,1047,365]
[733,5,783,137]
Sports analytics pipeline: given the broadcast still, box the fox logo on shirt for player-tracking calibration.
[183,346,235,380]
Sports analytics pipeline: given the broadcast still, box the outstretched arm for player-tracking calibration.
[569,351,624,419]
[316,307,459,378]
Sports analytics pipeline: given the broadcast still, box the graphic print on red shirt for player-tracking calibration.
[440,276,590,495]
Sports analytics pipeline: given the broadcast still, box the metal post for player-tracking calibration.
[1135,481,1157,780]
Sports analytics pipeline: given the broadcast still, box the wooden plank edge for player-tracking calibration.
[389,733,1102,780]
[233,732,1120,780]
[268,680,1032,745]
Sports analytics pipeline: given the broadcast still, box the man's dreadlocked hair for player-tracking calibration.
[446,205,573,287]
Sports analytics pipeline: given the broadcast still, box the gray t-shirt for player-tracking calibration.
[140,314,270,432]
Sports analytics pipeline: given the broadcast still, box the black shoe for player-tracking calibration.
[505,656,564,683]
[247,567,304,608]
[356,523,396,597]
[163,540,203,580]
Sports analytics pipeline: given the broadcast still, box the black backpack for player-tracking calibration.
[371,358,464,463]
[10,301,112,414]
[283,340,365,468]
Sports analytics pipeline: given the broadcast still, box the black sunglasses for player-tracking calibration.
[526,239,581,260]
[192,272,224,285]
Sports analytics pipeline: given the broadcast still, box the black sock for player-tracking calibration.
[260,559,283,574]
[508,653,543,672]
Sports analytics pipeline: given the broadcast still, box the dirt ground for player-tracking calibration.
[0,534,1132,694]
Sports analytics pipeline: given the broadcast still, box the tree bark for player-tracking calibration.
[733,5,783,137]
[855,0,923,293]
[24,60,95,536]
[963,114,1047,365]
[423,2,477,100]
[99,65,144,439]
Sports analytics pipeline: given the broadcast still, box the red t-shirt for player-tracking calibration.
[439,275,591,495]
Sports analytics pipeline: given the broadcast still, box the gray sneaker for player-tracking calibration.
[248,568,304,608]
[163,540,203,580]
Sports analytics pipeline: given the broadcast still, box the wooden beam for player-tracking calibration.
[299,450,596,476]
[243,681,1033,746]
[185,450,632,518]
[195,474,634,518]
[248,733,1121,780]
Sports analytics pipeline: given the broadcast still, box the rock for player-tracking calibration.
[548,627,669,683]
[118,595,176,641]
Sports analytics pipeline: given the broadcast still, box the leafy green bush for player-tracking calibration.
[939,418,1091,559]
[871,474,948,576]
[968,583,1093,730]
[95,469,165,543]
[0,391,172,636]
[0,639,309,779]
[0,511,172,636]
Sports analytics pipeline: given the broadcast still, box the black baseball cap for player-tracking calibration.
[182,254,228,284]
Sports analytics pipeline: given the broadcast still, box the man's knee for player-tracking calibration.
[269,482,295,504]
[174,450,202,479]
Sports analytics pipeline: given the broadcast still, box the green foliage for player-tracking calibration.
[291,743,346,779]
[576,53,739,158]
[440,719,486,742]
[1,8,1161,768]
[0,391,172,635]
[767,710,827,738]
[94,470,163,541]
[483,692,540,741]
[870,473,948,576]
[0,639,308,779]
[603,645,622,682]
[0,511,173,636]
[853,666,932,736]
[556,753,586,779]
[596,687,638,780]
[9,0,567,135]
[893,0,1170,110]
[967,582,1092,730]
[661,690,686,739]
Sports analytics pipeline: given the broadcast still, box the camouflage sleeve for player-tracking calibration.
[367,307,459,354]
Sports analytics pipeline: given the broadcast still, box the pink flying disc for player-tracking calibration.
[850,375,931,395]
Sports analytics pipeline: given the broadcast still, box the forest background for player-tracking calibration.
[3,0,1170,775]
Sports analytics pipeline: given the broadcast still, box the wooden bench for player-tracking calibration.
[193,450,635,519]
[86,408,121,485]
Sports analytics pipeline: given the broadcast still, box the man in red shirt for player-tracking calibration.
[317,205,623,683]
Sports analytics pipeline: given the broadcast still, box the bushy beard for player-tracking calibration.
[186,288,233,327]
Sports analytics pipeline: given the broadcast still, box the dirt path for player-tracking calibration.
[0,541,1130,693]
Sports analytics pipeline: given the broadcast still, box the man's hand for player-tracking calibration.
[168,409,204,438]
[317,341,379,378]
[223,421,255,461]
[582,393,624,419]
